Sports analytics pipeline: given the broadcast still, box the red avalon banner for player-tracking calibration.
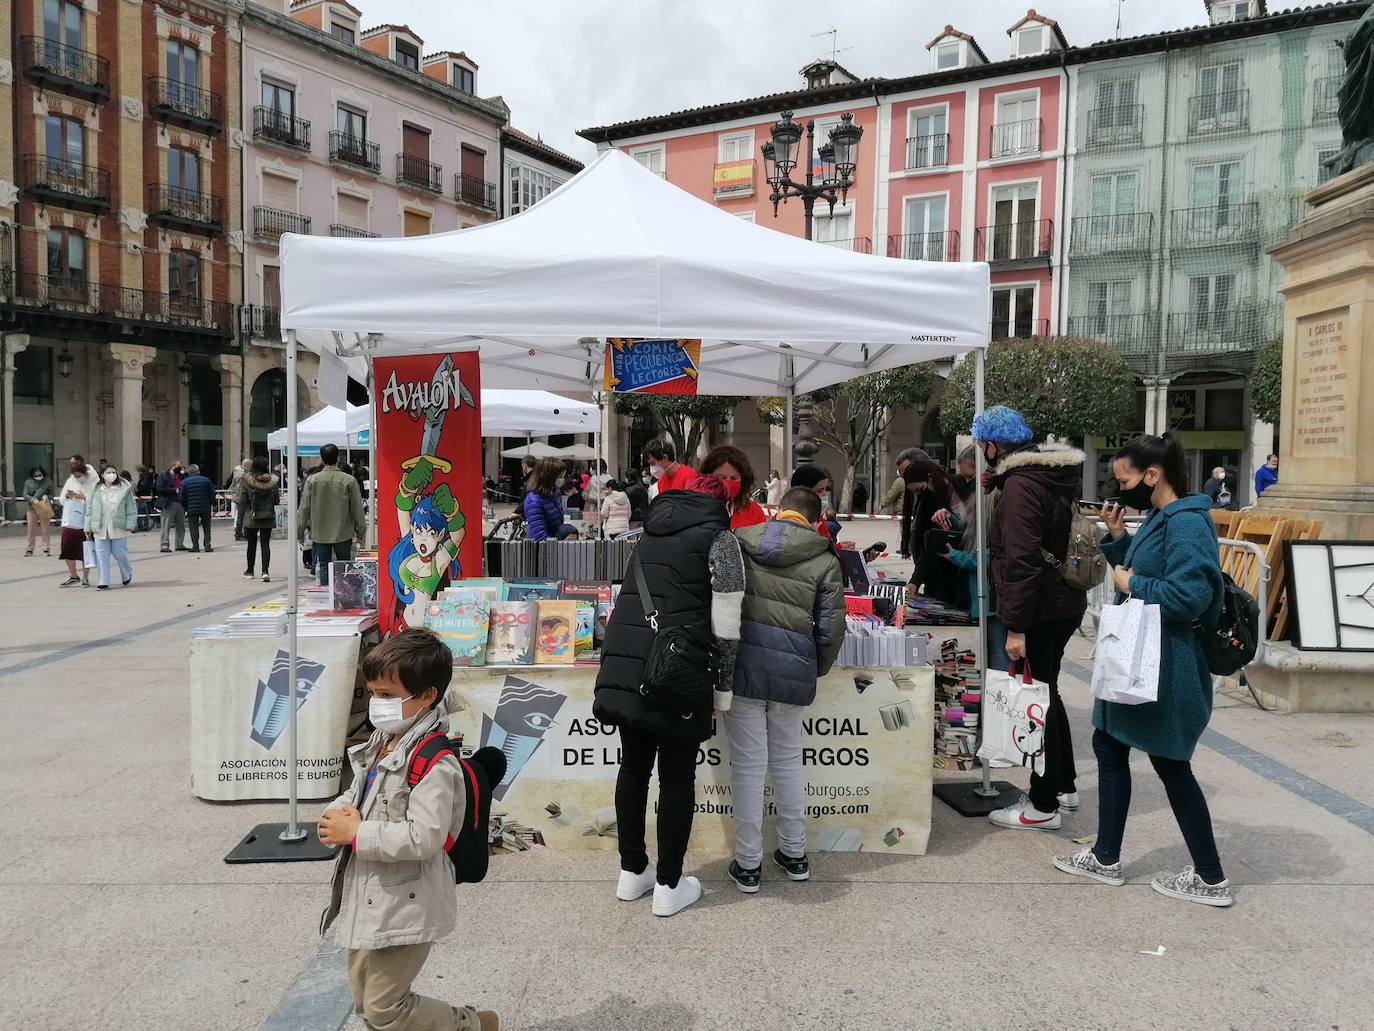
[375,352,483,638]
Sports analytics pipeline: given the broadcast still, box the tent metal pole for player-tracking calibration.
[973,347,998,801]
[367,358,377,550]
[282,329,305,842]
[783,392,794,481]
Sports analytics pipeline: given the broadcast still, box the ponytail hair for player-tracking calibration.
[1114,431,1188,495]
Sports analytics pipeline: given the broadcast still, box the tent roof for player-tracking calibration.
[281,149,989,397]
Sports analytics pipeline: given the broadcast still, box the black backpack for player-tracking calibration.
[250,485,276,521]
[629,554,716,717]
[1197,572,1260,676]
[406,736,506,884]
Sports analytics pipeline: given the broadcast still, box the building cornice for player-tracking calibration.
[502,128,583,175]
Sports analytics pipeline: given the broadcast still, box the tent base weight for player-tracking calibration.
[933,780,1020,817]
[224,823,337,864]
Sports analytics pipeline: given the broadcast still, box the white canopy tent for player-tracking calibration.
[499,441,564,459]
[555,444,600,461]
[251,148,999,852]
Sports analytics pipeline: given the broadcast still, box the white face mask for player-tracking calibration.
[649,464,665,480]
[103,470,118,484]
[368,694,421,735]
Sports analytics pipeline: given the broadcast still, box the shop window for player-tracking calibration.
[14,346,54,405]
[1204,388,1245,430]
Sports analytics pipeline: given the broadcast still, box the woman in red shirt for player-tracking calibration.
[700,445,767,531]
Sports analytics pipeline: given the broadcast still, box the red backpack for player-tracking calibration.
[406,735,507,884]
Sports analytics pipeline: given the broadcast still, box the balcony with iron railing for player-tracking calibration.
[253,106,311,151]
[1066,312,1161,352]
[974,219,1053,264]
[1169,202,1260,248]
[396,153,443,194]
[240,304,281,341]
[1187,90,1249,136]
[455,173,498,211]
[887,230,960,262]
[1162,306,1277,372]
[21,36,109,101]
[21,155,111,212]
[991,317,1050,342]
[904,133,949,170]
[330,224,381,239]
[712,159,756,197]
[989,117,1042,159]
[1314,77,1341,123]
[329,131,381,173]
[253,206,311,241]
[147,77,223,134]
[1,271,232,336]
[147,184,224,234]
[817,236,872,254]
[1069,212,1155,258]
[1086,105,1144,149]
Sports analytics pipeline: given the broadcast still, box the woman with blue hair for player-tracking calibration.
[973,405,1090,832]
[389,455,465,631]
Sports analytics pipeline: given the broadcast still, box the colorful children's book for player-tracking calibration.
[448,577,508,604]
[534,600,577,664]
[560,581,613,604]
[330,558,378,611]
[424,591,490,667]
[572,602,596,662]
[507,579,562,602]
[485,601,537,665]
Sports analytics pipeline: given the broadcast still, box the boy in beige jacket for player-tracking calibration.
[319,629,500,1031]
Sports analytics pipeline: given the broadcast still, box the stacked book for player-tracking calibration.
[485,539,637,582]
[489,812,544,852]
[933,639,982,771]
[836,619,930,668]
[225,602,290,637]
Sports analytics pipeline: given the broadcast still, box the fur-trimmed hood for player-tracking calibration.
[991,442,1085,497]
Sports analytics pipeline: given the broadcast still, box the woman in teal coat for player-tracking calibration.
[1052,432,1233,907]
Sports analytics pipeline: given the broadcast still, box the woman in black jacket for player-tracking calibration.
[624,469,650,528]
[595,474,744,917]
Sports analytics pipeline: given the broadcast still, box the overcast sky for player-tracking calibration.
[383,0,1303,160]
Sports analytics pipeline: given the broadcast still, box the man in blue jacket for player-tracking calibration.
[1254,453,1279,498]
[179,463,217,553]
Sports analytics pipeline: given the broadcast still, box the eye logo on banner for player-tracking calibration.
[480,675,568,800]
[603,338,701,395]
[250,650,328,750]
[375,352,483,638]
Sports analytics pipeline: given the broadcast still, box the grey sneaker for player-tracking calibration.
[1151,866,1233,908]
[1053,848,1125,886]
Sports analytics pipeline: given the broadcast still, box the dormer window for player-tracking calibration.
[453,64,474,93]
[330,17,356,44]
[395,38,419,70]
[936,41,962,69]
[1210,1,1254,23]
[1016,25,1044,56]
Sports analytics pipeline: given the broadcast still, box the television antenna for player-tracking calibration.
[811,26,854,63]
[1115,0,1126,39]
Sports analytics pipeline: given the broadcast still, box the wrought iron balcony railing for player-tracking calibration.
[1086,104,1144,148]
[329,224,381,238]
[240,304,281,341]
[1169,202,1260,248]
[2,271,232,335]
[147,184,225,233]
[991,317,1049,342]
[1069,212,1155,257]
[887,230,960,262]
[253,206,311,241]
[1187,89,1249,136]
[1314,77,1341,122]
[974,219,1053,263]
[1067,312,1161,350]
[253,106,311,150]
[990,117,1042,159]
[329,131,381,173]
[397,153,443,193]
[21,155,111,211]
[147,77,223,133]
[904,133,949,170]
[455,173,498,210]
[816,236,872,254]
[21,36,109,100]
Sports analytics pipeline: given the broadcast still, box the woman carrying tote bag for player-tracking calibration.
[1053,432,1232,907]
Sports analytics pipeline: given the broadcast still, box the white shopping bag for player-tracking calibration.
[1091,597,1161,705]
[977,662,1051,773]
[82,539,97,570]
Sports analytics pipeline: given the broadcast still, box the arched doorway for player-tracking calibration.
[187,360,224,483]
[248,369,312,458]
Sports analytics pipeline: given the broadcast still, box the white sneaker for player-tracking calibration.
[616,864,656,902]
[988,796,1061,831]
[1053,848,1125,886]
[1058,792,1080,812]
[652,875,702,917]
[1151,866,1234,908]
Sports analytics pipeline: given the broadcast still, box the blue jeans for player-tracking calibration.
[93,537,132,587]
[314,540,353,586]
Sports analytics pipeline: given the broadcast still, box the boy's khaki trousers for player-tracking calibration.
[346,944,482,1031]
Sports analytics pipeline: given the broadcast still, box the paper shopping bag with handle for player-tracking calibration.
[977,661,1050,774]
[1091,597,1161,705]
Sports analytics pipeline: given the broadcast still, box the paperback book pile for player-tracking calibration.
[933,639,982,771]
[905,595,977,627]
[489,812,544,852]
[836,618,930,668]
[486,539,637,582]
[225,602,289,637]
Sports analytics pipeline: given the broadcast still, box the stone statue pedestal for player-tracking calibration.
[1263,163,1374,538]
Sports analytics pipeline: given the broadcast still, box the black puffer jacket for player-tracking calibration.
[594,490,726,742]
[987,443,1089,633]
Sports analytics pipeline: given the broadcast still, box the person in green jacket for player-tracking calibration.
[23,466,54,556]
[1053,432,1232,908]
[85,465,138,589]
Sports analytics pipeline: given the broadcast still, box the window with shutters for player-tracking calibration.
[262,172,297,212]
[263,265,281,310]
[403,210,430,237]
[631,145,665,177]
[403,124,430,161]
[337,192,369,229]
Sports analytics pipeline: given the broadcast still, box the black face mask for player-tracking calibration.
[1118,478,1156,511]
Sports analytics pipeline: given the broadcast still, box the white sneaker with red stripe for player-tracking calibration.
[987,796,1061,831]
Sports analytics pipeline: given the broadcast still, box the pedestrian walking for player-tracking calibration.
[238,456,280,583]
[722,486,845,893]
[700,445,767,530]
[764,470,784,508]
[86,464,136,590]
[299,443,365,585]
[595,474,744,917]
[1054,431,1233,907]
[179,464,217,553]
[599,479,631,537]
[58,455,96,587]
[157,461,188,552]
[974,405,1089,831]
[318,630,502,1031]
[23,465,53,557]
[625,470,650,529]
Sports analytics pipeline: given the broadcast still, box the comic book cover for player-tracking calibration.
[424,591,490,667]
[534,601,577,665]
[572,602,596,662]
[485,601,537,666]
[507,579,562,602]
[330,558,378,611]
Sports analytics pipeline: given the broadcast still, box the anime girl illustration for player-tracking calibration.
[388,453,466,631]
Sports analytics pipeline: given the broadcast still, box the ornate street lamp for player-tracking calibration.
[177,357,193,387]
[760,109,863,468]
[57,347,74,379]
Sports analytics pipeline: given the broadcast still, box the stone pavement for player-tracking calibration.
[1,521,1372,1031]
